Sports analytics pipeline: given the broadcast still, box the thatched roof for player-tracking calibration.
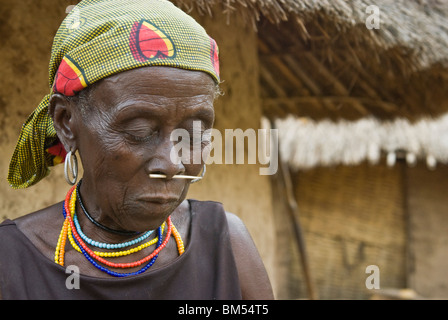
[175,0,448,119]
[256,1,448,120]
[177,0,448,69]
[175,0,448,168]
[174,0,448,65]
[272,114,448,169]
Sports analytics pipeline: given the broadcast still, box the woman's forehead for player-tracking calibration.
[103,66,214,86]
[99,67,214,96]
[86,66,216,113]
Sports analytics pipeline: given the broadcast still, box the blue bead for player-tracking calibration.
[73,213,155,249]
[63,206,164,277]
[70,219,163,277]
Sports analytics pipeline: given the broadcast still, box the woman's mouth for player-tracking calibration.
[139,196,178,204]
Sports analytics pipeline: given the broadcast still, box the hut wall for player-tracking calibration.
[187,10,277,293]
[277,163,407,299]
[0,1,71,221]
[406,163,448,299]
[0,1,278,296]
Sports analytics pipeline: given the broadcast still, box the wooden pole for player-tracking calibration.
[271,119,318,300]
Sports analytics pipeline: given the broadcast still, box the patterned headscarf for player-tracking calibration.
[8,0,220,189]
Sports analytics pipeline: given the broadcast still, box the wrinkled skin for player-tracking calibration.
[11,67,274,299]
[61,66,214,233]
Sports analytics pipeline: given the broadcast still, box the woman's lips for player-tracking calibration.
[138,196,179,204]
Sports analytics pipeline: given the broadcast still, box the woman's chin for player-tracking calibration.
[119,200,180,231]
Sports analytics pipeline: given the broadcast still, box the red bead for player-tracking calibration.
[63,187,173,269]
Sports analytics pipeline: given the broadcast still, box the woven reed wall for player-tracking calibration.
[406,163,448,299]
[273,162,407,299]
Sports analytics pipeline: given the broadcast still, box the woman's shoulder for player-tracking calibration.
[11,202,65,258]
[189,199,274,299]
[188,199,252,238]
[0,203,62,263]
[223,210,275,300]
[14,202,64,233]
[0,219,17,237]
[1,202,61,233]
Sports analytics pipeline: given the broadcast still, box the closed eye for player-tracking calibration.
[126,130,158,143]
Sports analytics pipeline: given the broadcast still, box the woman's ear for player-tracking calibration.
[49,93,78,151]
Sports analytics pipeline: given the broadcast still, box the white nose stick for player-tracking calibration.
[148,174,201,180]
[149,165,206,183]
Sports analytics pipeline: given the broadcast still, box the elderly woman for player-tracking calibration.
[0,0,273,300]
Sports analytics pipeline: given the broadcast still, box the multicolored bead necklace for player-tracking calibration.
[73,213,156,250]
[54,183,185,277]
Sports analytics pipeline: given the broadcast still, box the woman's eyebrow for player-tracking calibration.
[113,97,214,115]
[114,99,167,112]
[114,92,213,107]
[186,107,215,121]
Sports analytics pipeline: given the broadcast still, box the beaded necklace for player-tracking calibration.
[54,183,185,277]
[73,213,156,250]
[69,215,166,258]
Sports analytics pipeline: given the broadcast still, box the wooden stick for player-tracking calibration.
[271,119,318,300]
[149,174,202,180]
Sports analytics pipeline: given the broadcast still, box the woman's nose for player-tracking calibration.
[146,136,186,179]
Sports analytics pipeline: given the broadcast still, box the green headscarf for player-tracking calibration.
[8,0,220,189]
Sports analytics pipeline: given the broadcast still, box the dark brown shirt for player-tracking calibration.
[0,199,242,300]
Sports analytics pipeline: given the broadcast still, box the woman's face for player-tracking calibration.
[72,66,215,231]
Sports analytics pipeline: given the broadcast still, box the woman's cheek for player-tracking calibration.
[85,134,131,179]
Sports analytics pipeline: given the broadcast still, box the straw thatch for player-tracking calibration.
[176,0,448,70]
[174,0,448,169]
[274,114,448,170]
